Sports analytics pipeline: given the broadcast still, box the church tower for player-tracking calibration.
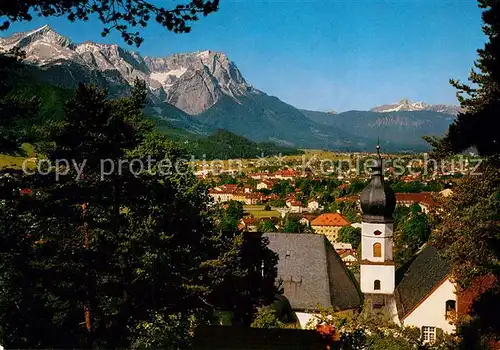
[359,145,396,296]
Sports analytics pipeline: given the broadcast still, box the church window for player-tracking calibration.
[422,326,436,343]
[445,300,456,320]
[373,242,382,257]
[374,230,382,235]
[374,280,381,290]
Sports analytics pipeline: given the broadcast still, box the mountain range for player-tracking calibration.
[0,25,461,152]
[370,99,461,115]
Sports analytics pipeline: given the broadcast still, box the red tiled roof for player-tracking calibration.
[395,192,437,207]
[311,213,350,227]
[457,274,498,317]
[241,217,259,225]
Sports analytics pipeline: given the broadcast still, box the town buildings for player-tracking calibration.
[311,213,351,244]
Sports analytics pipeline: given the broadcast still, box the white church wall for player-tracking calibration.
[360,264,395,294]
[386,295,401,325]
[295,312,319,329]
[362,222,393,238]
[361,222,394,261]
[402,278,456,334]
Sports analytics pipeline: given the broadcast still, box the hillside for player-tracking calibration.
[1,73,302,161]
[301,109,455,149]
[185,129,303,160]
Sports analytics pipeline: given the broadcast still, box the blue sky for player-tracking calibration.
[1,0,485,112]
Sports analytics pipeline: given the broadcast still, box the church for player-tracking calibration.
[359,146,457,342]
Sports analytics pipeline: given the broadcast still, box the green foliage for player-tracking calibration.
[332,200,360,223]
[338,226,361,248]
[0,50,42,152]
[185,129,302,160]
[251,306,283,329]
[272,180,295,196]
[433,163,500,287]
[0,83,278,348]
[0,0,219,47]
[307,305,459,350]
[283,218,300,233]
[390,180,425,193]
[258,220,276,233]
[345,179,368,195]
[394,204,432,268]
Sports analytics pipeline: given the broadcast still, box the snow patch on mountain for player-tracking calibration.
[370,99,461,115]
[0,25,255,115]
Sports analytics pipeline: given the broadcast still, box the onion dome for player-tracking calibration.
[360,146,396,223]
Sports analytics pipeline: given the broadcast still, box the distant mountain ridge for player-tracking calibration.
[0,25,457,151]
[301,109,455,149]
[370,99,461,115]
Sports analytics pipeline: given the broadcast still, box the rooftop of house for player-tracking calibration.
[395,192,437,207]
[311,213,350,227]
[395,245,451,319]
[264,232,362,311]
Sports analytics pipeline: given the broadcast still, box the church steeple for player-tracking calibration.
[359,145,396,296]
[360,144,396,223]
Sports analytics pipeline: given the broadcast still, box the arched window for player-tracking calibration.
[374,280,381,290]
[445,300,456,320]
[373,242,382,257]
[374,230,382,236]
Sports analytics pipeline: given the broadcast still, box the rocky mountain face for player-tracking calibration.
[0,25,456,151]
[370,99,462,115]
[0,25,255,116]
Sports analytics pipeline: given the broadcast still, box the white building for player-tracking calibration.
[359,147,457,343]
[307,199,320,211]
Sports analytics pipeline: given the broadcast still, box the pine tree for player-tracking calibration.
[0,82,279,348]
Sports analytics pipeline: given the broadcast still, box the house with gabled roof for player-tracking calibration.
[394,245,456,337]
[264,233,362,329]
[311,212,350,243]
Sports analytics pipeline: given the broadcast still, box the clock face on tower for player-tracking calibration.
[374,230,382,236]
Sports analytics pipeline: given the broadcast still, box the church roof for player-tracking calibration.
[395,245,452,319]
[360,153,396,223]
[264,233,362,311]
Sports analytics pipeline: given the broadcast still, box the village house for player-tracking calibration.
[273,169,297,180]
[395,192,437,213]
[256,179,275,190]
[208,188,234,202]
[299,214,317,226]
[311,212,351,244]
[286,200,304,213]
[238,217,259,232]
[244,192,264,205]
[333,243,357,267]
[307,198,320,211]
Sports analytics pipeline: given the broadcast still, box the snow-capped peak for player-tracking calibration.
[0,25,255,115]
[370,100,461,115]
